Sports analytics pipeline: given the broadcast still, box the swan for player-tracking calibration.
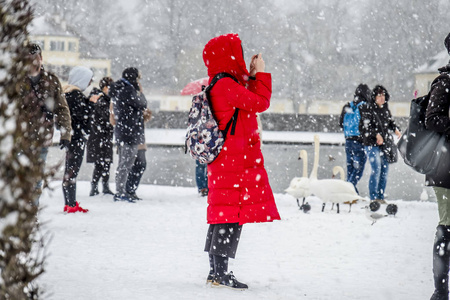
[331,165,361,212]
[309,135,365,214]
[285,150,311,209]
[332,166,345,180]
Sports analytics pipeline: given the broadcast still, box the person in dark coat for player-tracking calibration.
[359,85,401,203]
[20,43,72,206]
[427,32,450,300]
[109,67,147,202]
[62,66,93,213]
[339,84,371,193]
[87,77,115,196]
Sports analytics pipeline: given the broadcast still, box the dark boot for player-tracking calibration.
[206,254,215,284]
[212,271,248,290]
[432,225,450,300]
[213,255,228,279]
[89,182,99,196]
[62,182,77,207]
[102,181,114,195]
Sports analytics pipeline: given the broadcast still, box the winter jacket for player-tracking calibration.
[425,65,450,189]
[20,68,72,147]
[63,86,91,140]
[359,85,400,147]
[203,33,281,225]
[339,84,371,142]
[109,79,147,145]
[86,87,114,163]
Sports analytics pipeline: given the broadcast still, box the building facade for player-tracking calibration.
[29,15,111,86]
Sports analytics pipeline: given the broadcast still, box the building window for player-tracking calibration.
[68,42,77,52]
[50,41,65,51]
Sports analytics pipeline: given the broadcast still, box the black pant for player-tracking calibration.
[126,149,146,194]
[204,223,242,258]
[62,138,85,207]
[92,160,111,185]
[205,223,242,278]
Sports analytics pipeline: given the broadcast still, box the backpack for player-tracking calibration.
[185,73,239,164]
[343,101,364,137]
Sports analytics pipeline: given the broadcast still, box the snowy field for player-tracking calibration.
[36,181,437,300]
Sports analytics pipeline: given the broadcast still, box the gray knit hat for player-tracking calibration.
[68,66,93,92]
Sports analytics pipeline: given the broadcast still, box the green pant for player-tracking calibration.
[435,187,450,225]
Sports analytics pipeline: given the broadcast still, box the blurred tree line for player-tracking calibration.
[31,0,450,108]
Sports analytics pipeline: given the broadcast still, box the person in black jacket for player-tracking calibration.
[427,32,450,300]
[87,77,115,196]
[359,85,401,203]
[109,67,147,202]
[62,66,93,213]
[339,84,371,193]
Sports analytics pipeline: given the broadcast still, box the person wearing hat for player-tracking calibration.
[427,32,450,300]
[359,85,401,203]
[109,67,148,202]
[62,66,94,213]
[20,43,72,206]
[86,77,115,197]
[202,33,280,290]
[339,83,371,193]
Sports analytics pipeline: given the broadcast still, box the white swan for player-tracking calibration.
[331,165,361,212]
[332,166,345,180]
[285,150,311,209]
[309,135,365,214]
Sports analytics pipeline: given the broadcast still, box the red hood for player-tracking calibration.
[203,33,249,86]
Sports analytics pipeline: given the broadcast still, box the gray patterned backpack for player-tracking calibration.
[185,73,239,164]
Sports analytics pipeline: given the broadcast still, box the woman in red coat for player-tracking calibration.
[202,33,281,290]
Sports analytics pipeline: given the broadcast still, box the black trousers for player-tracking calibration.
[204,223,242,259]
[92,160,112,185]
[62,138,85,207]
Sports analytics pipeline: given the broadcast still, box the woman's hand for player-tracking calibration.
[376,133,384,145]
[249,53,265,77]
[89,94,102,103]
[394,129,401,139]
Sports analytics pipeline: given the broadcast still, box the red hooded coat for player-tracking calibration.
[203,33,281,225]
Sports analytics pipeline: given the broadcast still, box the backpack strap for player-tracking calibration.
[205,73,240,138]
[205,72,238,93]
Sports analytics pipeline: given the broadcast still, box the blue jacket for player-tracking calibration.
[110,78,147,145]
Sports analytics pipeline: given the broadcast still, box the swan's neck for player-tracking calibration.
[301,151,308,178]
[333,166,345,180]
[310,137,320,180]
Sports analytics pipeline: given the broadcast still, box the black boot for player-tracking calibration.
[89,182,99,196]
[213,271,248,290]
[102,181,114,195]
[431,225,450,300]
[63,182,77,207]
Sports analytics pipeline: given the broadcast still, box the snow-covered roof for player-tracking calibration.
[414,50,449,74]
[29,15,109,60]
[28,15,76,38]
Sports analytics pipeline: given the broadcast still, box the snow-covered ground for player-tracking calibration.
[37,181,437,300]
